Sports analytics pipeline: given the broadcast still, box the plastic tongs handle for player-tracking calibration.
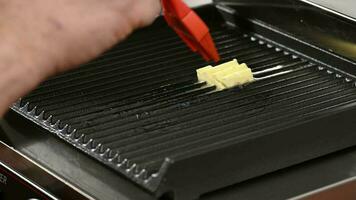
[161,0,220,62]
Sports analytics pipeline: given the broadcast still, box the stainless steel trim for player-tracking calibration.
[0,140,95,200]
[0,161,59,200]
[300,0,356,23]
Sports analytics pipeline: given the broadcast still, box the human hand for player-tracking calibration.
[0,0,161,116]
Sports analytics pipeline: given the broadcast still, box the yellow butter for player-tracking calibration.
[237,63,249,71]
[197,59,239,82]
[196,65,213,83]
[214,59,239,71]
[196,59,254,90]
[218,68,254,88]
[211,69,231,90]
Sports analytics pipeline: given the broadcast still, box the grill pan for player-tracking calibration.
[10,4,356,200]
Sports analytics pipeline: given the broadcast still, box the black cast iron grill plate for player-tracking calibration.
[10,15,356,196]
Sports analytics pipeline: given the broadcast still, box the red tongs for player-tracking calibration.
[161,0,220,62]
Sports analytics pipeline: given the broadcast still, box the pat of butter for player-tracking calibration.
[196,59,255,90]
[197,59,240,84]
[198,67,225,89]
[217,68,254,88]
[236,63,249,71]
[214,59,239,71]
[196,65,214,83]
[211,69,232,90]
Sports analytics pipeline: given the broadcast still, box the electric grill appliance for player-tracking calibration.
[1,0,356,199]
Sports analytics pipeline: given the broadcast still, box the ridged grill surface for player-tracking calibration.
[22,23,356,175]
